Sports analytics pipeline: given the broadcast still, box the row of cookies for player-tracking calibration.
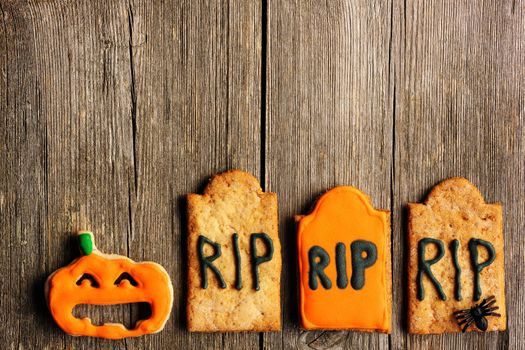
[45,170,506,339]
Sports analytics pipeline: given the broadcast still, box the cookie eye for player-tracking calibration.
[114,272,138,287]
[76,273,100,287]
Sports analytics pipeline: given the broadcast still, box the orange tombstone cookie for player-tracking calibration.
[45,231,173,339]
[297,187,391,332]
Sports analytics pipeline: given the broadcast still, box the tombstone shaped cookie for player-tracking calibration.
[408,178,506,333]
[45,232,174,339]
[296,186,391,332]
[187,170,281,331]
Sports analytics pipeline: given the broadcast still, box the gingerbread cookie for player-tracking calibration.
[187,170,281,331]
[296,187,391,332]
[408,178,506,333]
[45,231,173,339]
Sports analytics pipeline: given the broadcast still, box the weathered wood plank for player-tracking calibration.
[125,0,262,349]
[0,0,262,349]
[1,1,134,349]
[265,0,394,349]
[1,0,523,349]
[392,1,523,349]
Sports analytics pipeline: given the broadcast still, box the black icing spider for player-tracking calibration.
[453,295,501,332]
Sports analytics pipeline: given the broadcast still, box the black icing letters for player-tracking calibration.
[308,240,378,291]
[468,238,496,301]
[198,233,274,291]
[350,240,378,290]
[335,243,348,289]
[415,237,497,302]
[197,235,226,289]
[450,239,462,301]
[417,238,446,301]
[232,233,242,290]
[308,246,332,290]
[250,233,274,291]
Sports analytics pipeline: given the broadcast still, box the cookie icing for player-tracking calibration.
[45,231,173,339]
[297,186,391,332]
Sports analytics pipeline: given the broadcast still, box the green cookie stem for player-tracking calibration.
[78,232,94,256]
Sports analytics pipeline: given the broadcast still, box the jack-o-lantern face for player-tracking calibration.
[45,232,173,339]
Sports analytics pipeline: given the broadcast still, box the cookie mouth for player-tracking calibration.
[72,302,152,329]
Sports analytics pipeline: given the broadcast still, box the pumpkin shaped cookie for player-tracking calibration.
[45,231,173,339]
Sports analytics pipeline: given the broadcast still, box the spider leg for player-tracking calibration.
[483,306,499,313]
[453,309,470,316]
[487,312,501,317]
[454,310,469,316]
[479,296,495,308]
[458,316,473,326]
[481,299,497,309]
[461,318,475,333]
[455,314,471,321]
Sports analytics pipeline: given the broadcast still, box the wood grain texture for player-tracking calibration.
[392,0,523,350]
[0,0,262,349]
[125,0,262,349]
[1,0,524,349]
[1,1,135,348]
[264,0,393,349]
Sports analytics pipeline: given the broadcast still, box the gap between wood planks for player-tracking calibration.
[259,0,398,349]
[260,0,268,348]
[127,2,138,348]
[121,0,398,348]
[388,0,396,348]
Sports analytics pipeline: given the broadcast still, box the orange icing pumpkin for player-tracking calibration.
[45,232,173,339]
[297,187,391,332]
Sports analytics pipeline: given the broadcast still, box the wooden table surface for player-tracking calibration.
[1,0,523,349]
